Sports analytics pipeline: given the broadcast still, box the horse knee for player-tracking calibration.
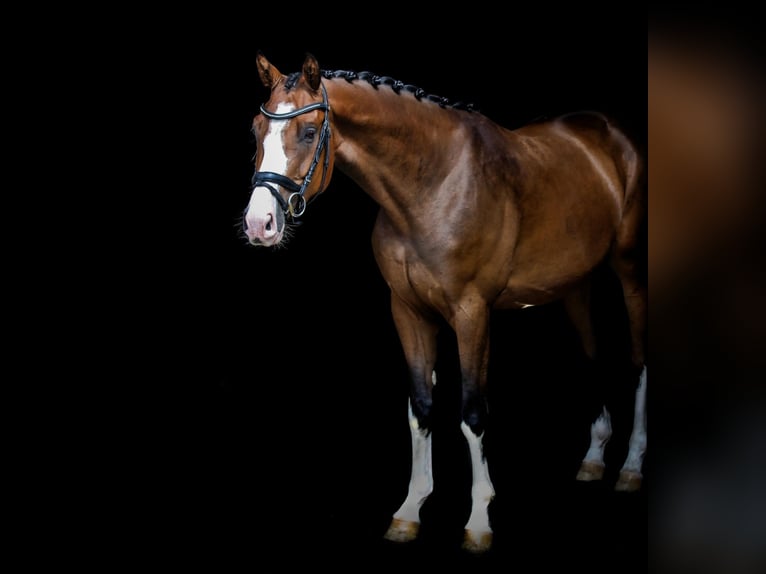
[411,393,433,429]
[463,413,483,435]
[462,397,488,435]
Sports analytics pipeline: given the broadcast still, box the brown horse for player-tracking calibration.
[243,52,647,554]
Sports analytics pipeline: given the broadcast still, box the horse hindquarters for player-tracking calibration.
[573,129,647,491]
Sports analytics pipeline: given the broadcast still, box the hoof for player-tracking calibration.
[462,529,493,554]
[576,460,605,482]
[383,518,419,543]
[615,470,642,492]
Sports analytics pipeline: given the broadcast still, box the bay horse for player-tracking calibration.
[242,52,647,554]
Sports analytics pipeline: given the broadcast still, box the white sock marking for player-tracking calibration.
[460,422,495,535]
[620,366,647,474]
[392,400,433,524]
[582,406,613,466]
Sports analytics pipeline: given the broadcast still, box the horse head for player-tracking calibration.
[244,52,335,246]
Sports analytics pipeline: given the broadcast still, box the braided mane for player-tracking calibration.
[320,69,478,113]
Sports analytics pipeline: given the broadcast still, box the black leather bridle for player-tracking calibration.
[251,83,331,219]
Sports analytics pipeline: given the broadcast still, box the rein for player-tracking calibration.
[251,83,331,219]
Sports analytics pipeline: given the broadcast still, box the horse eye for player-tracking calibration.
[303,127,316,142]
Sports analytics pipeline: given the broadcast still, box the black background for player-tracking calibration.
[122,9,647,572]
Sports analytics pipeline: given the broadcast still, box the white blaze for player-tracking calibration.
[245,102,295,242]
[258,102,294,178]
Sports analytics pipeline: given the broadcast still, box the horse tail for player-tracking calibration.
[608,120,647,258]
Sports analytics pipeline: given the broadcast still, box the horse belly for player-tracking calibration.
[495,199,619,309]
[494,269,593,309]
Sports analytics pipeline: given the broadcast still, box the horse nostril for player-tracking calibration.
[265,220,272,232]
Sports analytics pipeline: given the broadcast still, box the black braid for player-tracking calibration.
[320,68,478,112]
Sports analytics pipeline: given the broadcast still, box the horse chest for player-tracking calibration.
[374,239,462,316]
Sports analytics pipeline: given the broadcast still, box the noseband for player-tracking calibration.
[251,84,331,219]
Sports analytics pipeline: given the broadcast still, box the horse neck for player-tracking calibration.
[325,78,463,221]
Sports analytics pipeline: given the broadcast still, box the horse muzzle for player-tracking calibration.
[243,189,286,246]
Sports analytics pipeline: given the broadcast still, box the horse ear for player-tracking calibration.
[302,52,321,91]
[256,51,281,88]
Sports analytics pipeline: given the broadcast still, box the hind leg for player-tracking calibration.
[611,253,648,491]
[616,366,647,491]
[610,200,648,491]
[565,281,614,483]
